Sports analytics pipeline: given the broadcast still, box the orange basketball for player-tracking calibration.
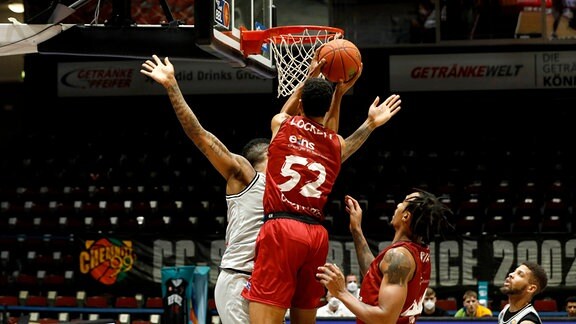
[317,39,362,83]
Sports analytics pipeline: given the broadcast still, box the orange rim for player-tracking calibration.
[240,25,344,56]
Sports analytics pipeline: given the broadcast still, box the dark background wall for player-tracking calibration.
[2,1,576,314]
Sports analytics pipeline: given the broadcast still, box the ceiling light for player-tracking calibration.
[8,2,25,14]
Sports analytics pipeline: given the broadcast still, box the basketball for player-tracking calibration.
[317,39,362,83]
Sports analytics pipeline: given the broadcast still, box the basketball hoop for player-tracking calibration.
[241,25,344,97]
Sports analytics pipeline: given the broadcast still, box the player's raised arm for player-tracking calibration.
[340,94,401,162]
[140,55,252,183]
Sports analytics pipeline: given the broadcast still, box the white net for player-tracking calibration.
[268,28,342,97]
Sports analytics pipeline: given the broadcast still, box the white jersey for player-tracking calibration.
[215,172,265,324]
[219,172,265,273]
[498,303,542,324]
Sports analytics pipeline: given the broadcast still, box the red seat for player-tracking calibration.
[484,198,514,234]
[484,214,512,234]
[43,274,66,286]
[0,295,19,306]
[26,295,48,306]
[145,296,163,308]
[16,273,39,288]
[454,195,484,235]
[38,318,59,324]
[513,214,540,233]
[435,298,458,311]
[53,295,77,307]
[540,197,570,233]
[455,214,483,235]
[534,298,558,311]
[115,296,139,308]
[85,295,109,308]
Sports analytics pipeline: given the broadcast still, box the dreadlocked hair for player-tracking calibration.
[404,188,455,245]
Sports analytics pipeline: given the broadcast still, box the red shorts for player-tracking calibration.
[241,218,329,309]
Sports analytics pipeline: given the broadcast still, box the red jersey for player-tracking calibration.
[263,115,341,221]
[358,241,431,324]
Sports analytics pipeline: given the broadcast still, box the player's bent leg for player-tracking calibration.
[249,301,287,324]
[289,307,317,324]
[215,271,250,324]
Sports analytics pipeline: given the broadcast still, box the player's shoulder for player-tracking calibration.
[271,112,291,127]
[381,245,415,267]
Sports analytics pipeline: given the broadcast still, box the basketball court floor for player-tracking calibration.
[515,9,576,39]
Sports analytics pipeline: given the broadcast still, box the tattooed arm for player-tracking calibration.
[372,247,415,323]
[344,195,373,276]
[340,94,402,163]
[316,246,415,323]
[140,55,255,193]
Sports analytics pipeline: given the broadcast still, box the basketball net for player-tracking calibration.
[268,28,342,97]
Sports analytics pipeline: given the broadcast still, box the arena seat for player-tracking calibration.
[455,214,483,236]
[483,214,512,234]
[540,197,571,233]
[512,212,541,233]
[485,197,514,218]
[511,195,541,232]
[484,196,514,234]
[115,214,142,233]
[79,200,101,218]
[42,273,66,291]
[25,295,48,306]
[145,296,163,308]
[545,179,570,200]
[132,320,151,324]
[534,298,558,311]
[457,197,484,219]
[85,295,109,308]
[15,273,39,291]
[131,200,153,216]
[540,213,569,233]
[115,296,139,308]
[100,199,124,215]
[490,179,514,200]
[435,299,457,311]
[53,295,78,307]
[0,295,19,306]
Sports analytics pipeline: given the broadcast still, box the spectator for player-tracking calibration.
[566,296,576,317]
[317,290,355,318]
[421,287,448,316]
[346,273,360,299]
[454,290,493,318]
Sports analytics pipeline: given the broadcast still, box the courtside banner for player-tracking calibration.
[68,234,575,299]
[389,51,576,91]
[53,233,576,304]
[146,235,576,293]
[57,60,273,97]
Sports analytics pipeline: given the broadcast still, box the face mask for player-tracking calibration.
[424,300,435,310]
[347,282,358,293]
[328,298,340,308]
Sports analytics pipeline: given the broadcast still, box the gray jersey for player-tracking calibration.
[498,303,542,324]
[219,172,265,273]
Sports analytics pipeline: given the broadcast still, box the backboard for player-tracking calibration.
[1,1,277,78]
[195,0,276,78]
